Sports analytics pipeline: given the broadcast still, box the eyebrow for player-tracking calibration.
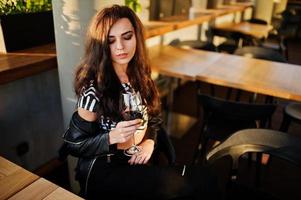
[109,31,133,38]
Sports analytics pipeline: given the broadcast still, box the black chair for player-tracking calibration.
[233,46,287,103]
[209,28,247,54]
[246,18,268,25]
[154,73,179,125]
[266,9,301,59]
[210,18,268,54]
[279,102,301,133]
[169,38,218,52]
[206,128,301,199]
[152,125,176,165]
[193,94,276,164]
[234,46,287,63]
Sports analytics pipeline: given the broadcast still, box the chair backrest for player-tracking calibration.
[206,129,301,167]
[153,125,176,165]
[169,39,218,52]
[234,46,287,63]
[210,27,256,48]
[199,94,276,123]
[246,18,268,25]
[194,42,218,52]
[169,38,181,46]
[155,75,176,98]
[193,94,276,164]
[206,129,301,199]
[211,28,245,41]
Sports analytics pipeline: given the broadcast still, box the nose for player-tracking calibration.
[116,38,124,50]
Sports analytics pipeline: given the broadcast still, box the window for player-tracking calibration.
[149,0,191,20]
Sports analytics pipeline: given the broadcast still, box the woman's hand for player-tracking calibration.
[128,139,154,165]
[109,119,142,145]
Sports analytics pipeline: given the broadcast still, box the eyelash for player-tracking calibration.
[108,34,132,44]
[123,34,132,40]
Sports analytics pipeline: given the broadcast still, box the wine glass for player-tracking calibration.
[120,91,144,156]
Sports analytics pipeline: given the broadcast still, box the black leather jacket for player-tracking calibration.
[60,111,162,195]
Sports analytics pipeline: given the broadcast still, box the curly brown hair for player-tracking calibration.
[74,5,160,120]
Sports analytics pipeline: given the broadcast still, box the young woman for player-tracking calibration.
[62,4,220,200]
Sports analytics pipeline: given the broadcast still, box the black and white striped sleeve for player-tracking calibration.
[77,85,100,112]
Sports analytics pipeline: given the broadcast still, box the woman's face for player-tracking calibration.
[108,18,136,68]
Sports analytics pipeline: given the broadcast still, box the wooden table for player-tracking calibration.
[0,157,39,199]
[9,178,82,200]
[145,3,252,49]
[159,13,213,30]
[144,21,175,39]
[148,45,223,81]
[0,156,82,200]
[210,3,253,17]
[196,52,301,102]
[145,3,252,38]
[213,22,273,39]
[0,44,57,85]
[149,45,301,102]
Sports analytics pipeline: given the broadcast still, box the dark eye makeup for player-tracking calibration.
[108,31,133,44]
[123,33,133,40]
[108,38,115,44]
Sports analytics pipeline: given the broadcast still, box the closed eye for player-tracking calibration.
[123,32,133,40]
[108,37,115,44]
[108,31,133,44]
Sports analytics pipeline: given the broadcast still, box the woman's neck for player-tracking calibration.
[113,63,129,83]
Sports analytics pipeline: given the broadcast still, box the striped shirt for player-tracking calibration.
[77,82,99,112]
[77,82,148,131]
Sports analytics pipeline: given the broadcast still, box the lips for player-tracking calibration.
[116,53,128,59]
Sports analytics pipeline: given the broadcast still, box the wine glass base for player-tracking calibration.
[124,146,141,156]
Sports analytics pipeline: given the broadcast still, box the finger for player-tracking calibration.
[119,131,136,140]
[122,126,137,133]
[133,154,143,165]
[119,119,142,128]
[142,155,150,164]
[120,126,139,135]
[135,152,146,165]
[138,155,146,164]
[119,133,132,143]
[135,159,142,165]
[139,153,149,164]
[123,133,133,141]
[113,129,131,143]
[134,155,143,165]
[128,154,137,165]
[113,127,134,138]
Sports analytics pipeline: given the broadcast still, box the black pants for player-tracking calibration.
[86,151,220,200]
